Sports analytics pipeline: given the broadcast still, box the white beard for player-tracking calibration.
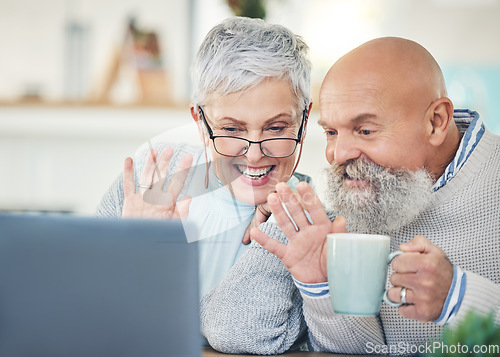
[325,158,434,234]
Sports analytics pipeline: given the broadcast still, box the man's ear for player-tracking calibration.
[190,104,209,147]
[426,97,454,147]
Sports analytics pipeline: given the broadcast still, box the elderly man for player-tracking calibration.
[201,37,499,355]
[249,37,499,353]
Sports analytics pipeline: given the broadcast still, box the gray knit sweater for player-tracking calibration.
[200,233,306,354]
[202,128,500,355]
[96,140,307,355]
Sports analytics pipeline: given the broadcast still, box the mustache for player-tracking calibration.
[328,158,386,182]
[328,158,425,184]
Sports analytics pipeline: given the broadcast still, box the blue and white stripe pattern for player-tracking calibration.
[432,109,484,191]
[293,278,329,297]
[433,265,466,325]
[295,110,483,324]
[425,109,481,323]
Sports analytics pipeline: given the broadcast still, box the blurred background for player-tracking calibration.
[1,0,499,215]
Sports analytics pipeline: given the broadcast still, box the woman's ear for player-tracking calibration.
[426,97,454,147]
[301,102,313,144]
[190,104,210,147]
[190,104,199,123]
[306,101,313,117]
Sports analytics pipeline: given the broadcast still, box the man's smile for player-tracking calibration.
[344,173,370,188]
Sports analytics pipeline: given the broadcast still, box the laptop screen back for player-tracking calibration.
[0,214,200,357]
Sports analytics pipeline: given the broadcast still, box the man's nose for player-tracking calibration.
[326,134,361,165]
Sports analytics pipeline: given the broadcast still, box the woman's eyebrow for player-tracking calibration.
[263,113,294,125]
[217,113,294,126]
[218,117,244,124]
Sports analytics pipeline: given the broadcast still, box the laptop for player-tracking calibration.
[0,214,200,357]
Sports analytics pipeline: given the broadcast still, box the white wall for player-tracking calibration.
[0,106,327,214]
[0,107,190,213]
[2,0,500,104]
[1,0,499,214]
[0,0,194,103]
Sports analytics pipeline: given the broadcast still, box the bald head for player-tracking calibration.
[322,37,447,111]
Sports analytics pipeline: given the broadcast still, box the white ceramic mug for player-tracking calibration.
[327,233,402,315]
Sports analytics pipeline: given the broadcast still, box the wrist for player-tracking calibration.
[292,277,329,298]
[290,270,328,285]
[433,265,466,326]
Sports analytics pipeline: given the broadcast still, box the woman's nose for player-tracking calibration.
[245,141,265,162]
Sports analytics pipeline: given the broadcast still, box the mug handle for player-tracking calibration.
[383,250,404,307]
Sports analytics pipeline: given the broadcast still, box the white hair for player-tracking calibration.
[191,17,311,111]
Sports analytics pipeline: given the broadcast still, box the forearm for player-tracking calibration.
[200,236,305,355]
[95,174,124,218]
[302,293,385,353]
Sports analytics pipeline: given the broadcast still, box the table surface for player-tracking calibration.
[203,346,380,356]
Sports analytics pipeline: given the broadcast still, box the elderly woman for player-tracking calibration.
[96,17,311,353]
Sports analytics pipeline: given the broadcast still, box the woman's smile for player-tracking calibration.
[234,164,276,185]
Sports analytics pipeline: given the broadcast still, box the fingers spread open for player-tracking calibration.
[275,182,310,230]
[296,182,331,225]
[167,153,193,204]
[139,149,158,192]
[267,191,298,239]
[155,147,175,183]
[251,227,288,261]
[123,157,135,197]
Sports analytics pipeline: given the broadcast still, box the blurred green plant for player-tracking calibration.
[429,310,500,357]
[226,0,266,19]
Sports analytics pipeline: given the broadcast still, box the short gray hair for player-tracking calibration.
[191,17,311,111]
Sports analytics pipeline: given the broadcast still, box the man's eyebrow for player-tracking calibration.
[317,119,328,127]
[351,113,378,124]
[318,113,378,127]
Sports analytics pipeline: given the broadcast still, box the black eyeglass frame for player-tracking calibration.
[198,106,308,158]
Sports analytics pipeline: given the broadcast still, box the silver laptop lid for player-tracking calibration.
[0,214,200,357]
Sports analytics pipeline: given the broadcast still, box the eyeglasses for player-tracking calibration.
[198,106,307,158]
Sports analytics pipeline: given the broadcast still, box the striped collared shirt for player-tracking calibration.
[431,109,483,325]
[433,109,485,191]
